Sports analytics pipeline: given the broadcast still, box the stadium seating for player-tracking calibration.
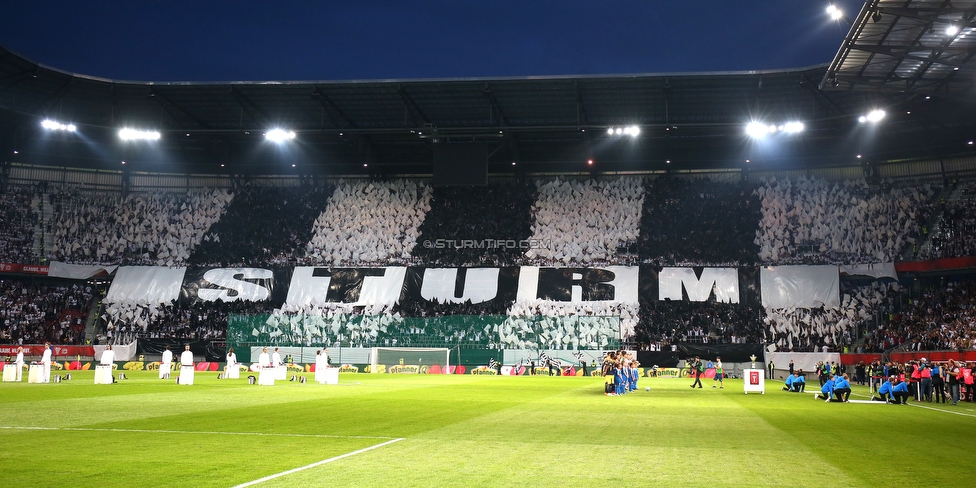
[0,279,94,345]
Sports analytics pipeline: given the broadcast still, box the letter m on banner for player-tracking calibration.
[658,267,739,303]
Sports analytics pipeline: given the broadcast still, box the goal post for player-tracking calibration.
[369,347,451,374]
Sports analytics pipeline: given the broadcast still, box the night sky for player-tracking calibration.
[1,1,864,82]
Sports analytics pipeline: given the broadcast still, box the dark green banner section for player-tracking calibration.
[227,314,621,353]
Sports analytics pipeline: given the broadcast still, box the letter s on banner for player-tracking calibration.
[197,268,273,302]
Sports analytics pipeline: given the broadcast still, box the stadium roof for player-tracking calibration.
[2,34,976,178]
[823,0,976,95]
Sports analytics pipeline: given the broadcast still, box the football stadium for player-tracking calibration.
[2,2,976,487]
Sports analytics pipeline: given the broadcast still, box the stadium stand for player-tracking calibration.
[48,187,233,266]
[189,184,333,267]
[0,185,41,264]
[526,177,643,265]
[755,177,937,265]
[0,278,94,345]
[874,280,976,353]
[922,182,976,260]
[303,180,431,266]
[637,176,761,266]
[410,181,536,267]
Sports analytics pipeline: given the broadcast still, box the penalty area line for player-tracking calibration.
[231,437,405,488]
[0,426,396,440]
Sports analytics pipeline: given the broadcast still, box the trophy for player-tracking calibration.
[750,354,757,369]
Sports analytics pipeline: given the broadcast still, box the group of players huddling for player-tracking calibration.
[602,351,640,396]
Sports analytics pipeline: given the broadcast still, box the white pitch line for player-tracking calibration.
[0,426,396,440]
[850,393,976,418]
[231,437,405,488]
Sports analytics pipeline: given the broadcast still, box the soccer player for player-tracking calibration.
[712,357,724,389]
[631,360,640,392]
[614,361,627,396]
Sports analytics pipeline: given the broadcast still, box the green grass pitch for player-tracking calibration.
[1,371,973,487]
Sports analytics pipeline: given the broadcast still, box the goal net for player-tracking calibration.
[369,347,451,374]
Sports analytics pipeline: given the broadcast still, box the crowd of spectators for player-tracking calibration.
[874,281,976,352]
[411,181,536,267]
[525,177,643,265]
[0,278,94,345]
[634,300,766,349]
[102,299,276,344]
[497,300,634,350]
[924,182,976,260]
[189,184,333,267]
[754,176,936,265]
[637,176,761,266]
[49,187,233,266]
[766,281,898,352]
[0,185,41,264]
[302,180,431,266]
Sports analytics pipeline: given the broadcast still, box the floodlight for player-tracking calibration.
[118,128,161,141]
[265,129,296,143]
[859,109,886,123]
[826,5,843,20]
[746,122,771,139]
[783,122,805,133]
[41,119,77,132]
[607,128,614,135]
[626,125,640,136]
[946,25,960,36]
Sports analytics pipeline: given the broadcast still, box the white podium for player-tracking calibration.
[2,364,19,382]
[258,367,276,386]
[316,367,339,385]
[28,364,44,383]
[94,365,114,384]
[274,365,287,380]
[743,368,765,394]
[178,366,195,385]
[159,363,171,379]
[225,366,240,379]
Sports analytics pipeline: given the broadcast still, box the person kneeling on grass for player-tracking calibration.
[891,377,910,404]
[817,375,836,401]
[783,373,796,392]
[832,373,852,402]
[792,372,806,392]
[872,377,894,403]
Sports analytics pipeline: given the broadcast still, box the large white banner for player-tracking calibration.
[420,268,499,304]
[659,267,739,303]
[47,261,118,279]
[105,266,186,304]
[515,266,639,303]
[760,265,839,308]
